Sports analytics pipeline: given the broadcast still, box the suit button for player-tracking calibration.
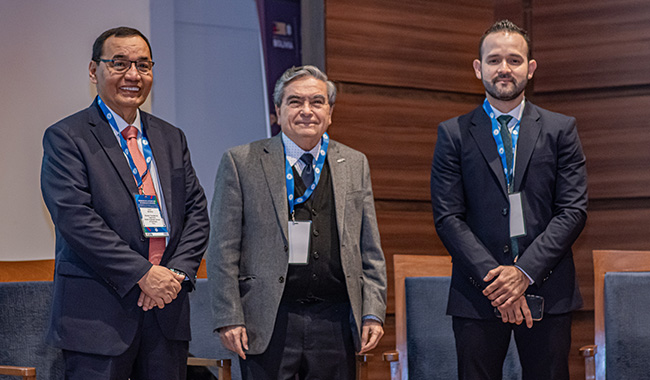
[502,208,508,216]
[312,273,318,280]
[503,245,510,253]
[284,245,288,252]
[311,208,317,216]
[313,252,320,259]
[313,229,319,236]
[278,276,284,283]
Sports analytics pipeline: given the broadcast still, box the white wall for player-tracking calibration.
[0,0,150,261]
[150,0,268,203]
[0,0,267,261]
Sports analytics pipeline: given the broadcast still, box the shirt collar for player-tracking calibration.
[281,132,322,167]
[489,98,526,127]
[104,103,142,135]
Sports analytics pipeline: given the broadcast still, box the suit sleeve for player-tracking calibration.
[431,121,501,283]
[163,128,210,285]
[41,123,152,297]
[359,155,388,322]
[206,151,246,330]
[514,117,588,283]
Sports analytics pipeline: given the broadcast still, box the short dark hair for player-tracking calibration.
[479,20,531,60]
[92,27,152,62]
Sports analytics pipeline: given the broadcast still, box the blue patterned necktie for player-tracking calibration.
[299,153,314,188]
[498,114,514,190]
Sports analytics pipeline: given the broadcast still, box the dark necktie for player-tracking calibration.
[498,115,514,191]
[122,126,165,265]
[496,115,519,260]
[299,153,314,188]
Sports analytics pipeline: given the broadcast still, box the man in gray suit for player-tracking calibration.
[207,65,387,380]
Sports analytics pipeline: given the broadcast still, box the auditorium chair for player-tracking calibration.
[579,250,650,380]
[0,280,231,380]
[383,254,522,380]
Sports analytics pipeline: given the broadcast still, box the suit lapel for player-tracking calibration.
[327,141,347,243]
[261,135,289,241]
[513,102,542,192]
[468,107,509,197]
[87,101,139,196]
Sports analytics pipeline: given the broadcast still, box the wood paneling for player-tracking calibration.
[329,84,482,201]
[532,0,650,92]
[572,203,650,310]
[0,259,209,282]
[0,260,54,282]
[534,93,650,199]
[326,0,492,93]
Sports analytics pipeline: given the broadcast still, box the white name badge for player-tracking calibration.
[288,220,311,265]
[134,194,169,238]
[509,192,526,238]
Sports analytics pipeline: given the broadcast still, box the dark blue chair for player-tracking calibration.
[0,281,64,380]
[189,278,236,380]
[581,250,650,380]
[386,255,522,380]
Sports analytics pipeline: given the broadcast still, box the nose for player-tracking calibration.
[299,101,314,115]
[124,62,141,79]
[497,59,511,74]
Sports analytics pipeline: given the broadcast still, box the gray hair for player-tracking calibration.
[273,65,337,107]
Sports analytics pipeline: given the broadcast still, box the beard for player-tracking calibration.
[483,75,527,102]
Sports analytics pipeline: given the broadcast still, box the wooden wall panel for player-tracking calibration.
[534,93,650,199]
[375,201,446,313]
[326,0,492,93]
[532,0,650,92]
[329,85,482,201]
[572,204,650,310]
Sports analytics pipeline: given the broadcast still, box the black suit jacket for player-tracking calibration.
[40,98,209,355]
[431,101,587,319]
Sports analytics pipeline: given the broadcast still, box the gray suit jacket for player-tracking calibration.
[207,134,387,354]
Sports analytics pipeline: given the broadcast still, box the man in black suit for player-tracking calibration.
[431,20,587,380]
[40,26,209,380]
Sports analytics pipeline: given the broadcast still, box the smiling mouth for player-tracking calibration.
[120,86,140,92]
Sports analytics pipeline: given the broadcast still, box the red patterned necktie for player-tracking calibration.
[121,126,165,265]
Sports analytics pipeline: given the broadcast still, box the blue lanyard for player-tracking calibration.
[482,99,520,190]
[284,133,330,216]
[97,96,154,193]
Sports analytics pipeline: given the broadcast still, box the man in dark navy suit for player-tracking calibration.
[431,20,587,380]
[41,26,209,380]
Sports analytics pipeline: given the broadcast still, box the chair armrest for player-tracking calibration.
[186,357,231,380]
[0,365,36,380]
[356,354,373,380]
[382,351,401,380]
[579,344,597,357]
[383,350,399,362]
[579,345,597,380]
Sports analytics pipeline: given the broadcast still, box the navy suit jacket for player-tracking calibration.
[431,101,587,319]
[40,98,209,355]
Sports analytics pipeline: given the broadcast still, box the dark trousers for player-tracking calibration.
[452,313,572,380]
[240,301,356,380]
[63,310,188,380]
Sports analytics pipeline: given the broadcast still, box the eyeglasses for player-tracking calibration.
[97,58,155,74]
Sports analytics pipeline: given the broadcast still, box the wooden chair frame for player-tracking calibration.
[383,254,453,380]
[580,250,650,380]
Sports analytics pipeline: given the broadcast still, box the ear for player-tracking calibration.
[527,59,538,79]
[472,59,482,80]
[274,104,281,122]
[327,104,334,126]
[89,61,98,84]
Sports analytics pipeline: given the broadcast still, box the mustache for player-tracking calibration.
[492,75,517,85]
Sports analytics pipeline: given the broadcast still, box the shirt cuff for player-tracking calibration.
[362,314,383,325]
[515,265,534,285]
